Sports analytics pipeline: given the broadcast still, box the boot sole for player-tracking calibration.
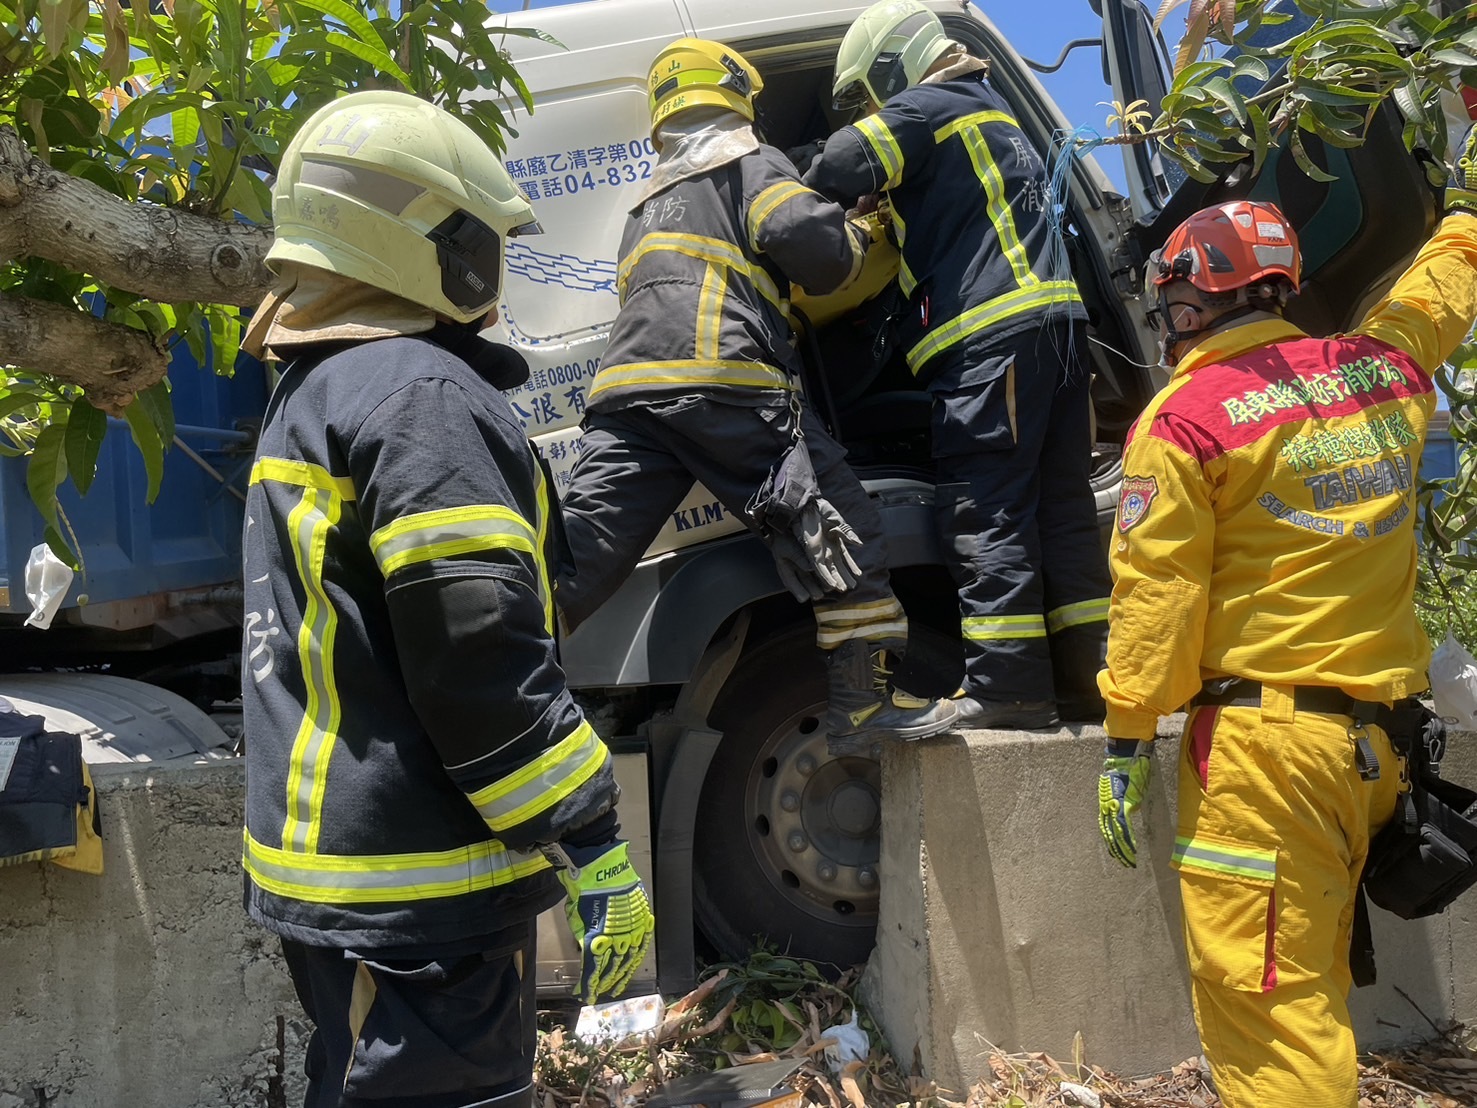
[827,714,959,754]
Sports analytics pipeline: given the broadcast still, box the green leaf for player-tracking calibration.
[42,524,79,570]
[123,399,165,504]
[1232,54,1272,85]
[1203,76,1248,125]
[63,398,107,497]
[1248,102,1272,178]
[0,390,46,422]
[26,421,68,532]
[136,378,175,445]
[1289,127,1338,182]
[309,24,410,85]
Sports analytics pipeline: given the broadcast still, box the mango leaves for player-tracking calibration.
[1146,0,1477,186]
[3,0,542,562]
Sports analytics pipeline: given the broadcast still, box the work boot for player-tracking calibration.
[825,640,958,754]
[951,692,1059,730]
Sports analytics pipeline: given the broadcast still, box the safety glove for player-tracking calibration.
[1447,122,1477,216]
[1098,739,1153,869]
[543,839,655,1005]
[795,496,863,595]
[769,531,830,602]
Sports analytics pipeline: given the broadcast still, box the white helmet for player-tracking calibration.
[832,0,952,111]
[269,91,542,324]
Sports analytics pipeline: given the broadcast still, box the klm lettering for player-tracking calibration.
[1303,454,1412,511]
[1223,356,1409,426]
[670,501,727,532]
[1257,492,1345,536]
[1279,411,1417,473]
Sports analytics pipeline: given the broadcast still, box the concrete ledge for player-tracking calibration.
[865,720,1477,1095]
[0,761,307,1108]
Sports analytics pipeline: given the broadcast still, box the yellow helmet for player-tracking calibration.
[269,91,542,324]
[647,38,763,135]
[832,0,951,112]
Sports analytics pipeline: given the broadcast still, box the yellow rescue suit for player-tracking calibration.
[1101,215,1477,1106]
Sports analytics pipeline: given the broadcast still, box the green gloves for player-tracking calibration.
[1447,122,1477,216]
[546,839,655,1005]
[1098,739,1153,868]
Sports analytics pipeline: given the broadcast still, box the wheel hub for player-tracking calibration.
[749,704,880,922]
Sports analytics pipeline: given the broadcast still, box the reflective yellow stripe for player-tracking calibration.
[906,280,1083,372]
[962,126,1036,289]
[854,115,905,189]
[934,109,1019,143]
[813,598,906,624]
[250,457,357,501]
[531,458,554,635]
[893,206,917,295]
[588,360,795,399]
[960,613,1048,641]
[467,721,609,834]
[243,829,550,905]
[695,263,726,362]
[617,231,783,310]
[1172,836,1276,884]
[747,181,811,251]
[370,505,538,575]
[280,486,346,854]
[1046,597,1109,633]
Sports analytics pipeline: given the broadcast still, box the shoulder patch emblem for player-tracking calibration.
[1117,475,1159,534]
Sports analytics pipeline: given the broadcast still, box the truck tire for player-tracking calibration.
[692,624,953,969]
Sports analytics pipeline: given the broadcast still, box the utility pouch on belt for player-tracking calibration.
[1351,701,1477,986]
[0,699,104,874]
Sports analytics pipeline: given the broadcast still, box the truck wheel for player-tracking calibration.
[692,625,952,968]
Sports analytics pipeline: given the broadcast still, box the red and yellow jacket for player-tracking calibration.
[1101,215,1477,740]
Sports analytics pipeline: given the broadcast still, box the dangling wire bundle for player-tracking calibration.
[1041,123,1108,365]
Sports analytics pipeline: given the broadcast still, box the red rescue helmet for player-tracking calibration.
[1150,199,1301,297]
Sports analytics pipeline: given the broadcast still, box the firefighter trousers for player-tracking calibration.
[558,393,908,651]
[281,921,537,1108]
[1174,694,1400,1108]
[930,322,1109,706]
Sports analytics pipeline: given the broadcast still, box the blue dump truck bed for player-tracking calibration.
[0,347,268,618]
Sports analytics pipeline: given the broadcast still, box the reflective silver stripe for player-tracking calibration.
[1172,836,1277,883]
[369,506,538,577]
[1046,597,1110,633]
[243,830,550,904]
[467,721,609,833]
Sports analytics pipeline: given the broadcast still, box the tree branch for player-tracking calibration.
[0,125,275,308]
[0,292,169,413]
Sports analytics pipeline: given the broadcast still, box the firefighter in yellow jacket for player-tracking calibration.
[1098,125,1477,1107]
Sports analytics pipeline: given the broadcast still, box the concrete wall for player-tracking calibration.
[864,720,1477,1097]
[0,762,308,1108]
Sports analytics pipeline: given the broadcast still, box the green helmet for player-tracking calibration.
[269,91,542,324]
[832,0,952,112]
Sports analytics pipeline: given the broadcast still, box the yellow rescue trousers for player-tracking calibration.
[1173,687,1400,1108]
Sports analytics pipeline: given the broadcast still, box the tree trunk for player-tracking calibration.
[0,292,169,413]
[0,125,275,309]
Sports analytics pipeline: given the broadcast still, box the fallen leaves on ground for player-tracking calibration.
[533,951,1477,1107]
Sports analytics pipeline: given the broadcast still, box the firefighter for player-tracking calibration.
[802,0,1111,730]
[556,38,957,751]
[1097,128,1477,1107]
[240,91,655,1108]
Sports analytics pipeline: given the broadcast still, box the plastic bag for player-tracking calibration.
[1431,632,1477,730]
[820,1008,869,1075]
[23,544,73,630]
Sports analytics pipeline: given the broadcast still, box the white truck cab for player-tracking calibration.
[481,0,1438,996]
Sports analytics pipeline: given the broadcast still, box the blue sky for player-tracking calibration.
[487,0,1149,188]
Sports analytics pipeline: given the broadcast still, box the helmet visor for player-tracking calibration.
[832,79,872,113]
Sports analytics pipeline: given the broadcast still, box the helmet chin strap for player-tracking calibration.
[1158,289,1267,366]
